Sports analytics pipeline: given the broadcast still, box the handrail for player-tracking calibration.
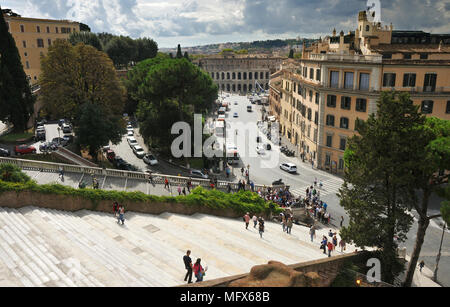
[0,157,287,192]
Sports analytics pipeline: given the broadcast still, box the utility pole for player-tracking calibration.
[433,222,447,282]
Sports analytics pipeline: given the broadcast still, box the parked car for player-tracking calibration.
[51,137,68,147]
[62,123,72,134]
[106,150,116,162]
[247,105,253,112]
[127,130,134,137]
[256,146,265,155]
[132,145,145,158]
[63,135,74,144]
[0,147,10,157]
[233,112,238,118]
[126,125,133,130]
[58,119,65,127]
[280,163,297,173]
[113,156,127,168]
[127,137,138,147]
[190,169,209,179]
[143,153,158,166]
[14,145,36,155]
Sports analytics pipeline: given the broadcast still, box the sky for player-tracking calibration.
[2,0,450,48]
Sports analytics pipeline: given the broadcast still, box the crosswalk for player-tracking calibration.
[288,178,344,199]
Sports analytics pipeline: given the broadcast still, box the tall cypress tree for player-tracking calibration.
[0,8,35,132]
[176,44,183,58]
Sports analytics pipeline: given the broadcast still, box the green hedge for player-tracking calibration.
[0,180,282,216]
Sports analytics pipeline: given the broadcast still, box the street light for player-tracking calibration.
[57,127,61,145]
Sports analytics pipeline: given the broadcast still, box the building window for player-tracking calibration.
[48,39,52,46]
[326,115,335,127]
[355,118,363,131]
[356,98,367,112]
[243,72,247,80]
[404,53,411,59]
[309,90,313,102]
[340,117,349,129]
[266,72,270,79]
[382,53,392,59]
[310,68,314,79]
[423,73,437,92]
[327,95,337,108]
[37,26,40,33]
[326,135,333,148]
[232,72,235,80]
[24,52,28,57]
[421,100,434,114]
[307,108,312,121]
[260,72,264,79]
[403,73,416,87]
[55,27,59,33]
[314,112,318,125]
[315,93,320,105]
[341,96,351,110]
[22,41,27,48]
[344,72,354,89]
[37,39,44,48]
[25,61,30,69]
[383,73,396,87]
[325,154,331,166]
[316,69,321,81]
[420,53,428,60]
[366,25,370,32]
[330,71,339,88]
[359,73,370,90]
[340,138,347,151]
[20,25,25,33]
[338,158,345,170]
[46,26,50,33]
[447,101,450,114]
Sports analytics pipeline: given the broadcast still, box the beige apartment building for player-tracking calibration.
[3,11,80,85]
[194,52,284,94]
[270,10,450,175]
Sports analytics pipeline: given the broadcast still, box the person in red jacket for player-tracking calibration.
[243,212,250,230]
[327,241,334,257]
[193,258,205,282]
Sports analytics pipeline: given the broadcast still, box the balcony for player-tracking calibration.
[394,86,450,94]
[309,53,383,64]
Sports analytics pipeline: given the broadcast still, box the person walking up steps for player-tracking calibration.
[117,205,125,225]
[327,241,334,257]
[286,217,293,234]
[183,250,193,284]
[309,225,316,242]
[193,258,206,282]
[259,218,265,238]
[113,202,119,217]
[252,215,258,228]
[339,238,346,253]
[243,212,250,230]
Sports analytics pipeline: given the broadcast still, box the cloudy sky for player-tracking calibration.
[2,0,450,48]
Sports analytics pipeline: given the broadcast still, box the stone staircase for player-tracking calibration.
[0,207,357,287]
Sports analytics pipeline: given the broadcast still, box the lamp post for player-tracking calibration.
[57,127,61,145]
[247,164,250,182]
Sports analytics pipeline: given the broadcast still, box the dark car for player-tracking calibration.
[106,150,116,162]
[58,119,65,127]
[14,145,36,155]
[52,137,68,147]
[0,147,10,157]
[63,135,74,144]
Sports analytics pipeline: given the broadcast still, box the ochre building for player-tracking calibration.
[194,52,284,94]
[3,10,80,85]
[270,10,450,175]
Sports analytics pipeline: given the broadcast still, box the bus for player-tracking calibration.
[215,120,225,137]
[226,144,240,165]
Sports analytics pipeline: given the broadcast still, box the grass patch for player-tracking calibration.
[0,132,34,143]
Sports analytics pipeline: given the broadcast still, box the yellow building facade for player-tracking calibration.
[271,10,450,175]
[4,12,80,84]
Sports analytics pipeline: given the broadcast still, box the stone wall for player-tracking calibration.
[0,190,268,220]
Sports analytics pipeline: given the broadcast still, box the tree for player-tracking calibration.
[433,186,449,282]
[40,39,125,122]
[69,31,102,51]
[339,92,422,284]
[135,37,158,62]
[104,36,137,68]
[183,51,190,61]
[79,23,91,32]
[176,44,183,58]
[97,32,114,49]
[403,117,450,286]
[75,103,125,161]
[0,163,32,183]
[288,49,294,58]
[0,7,35,132]
[129,58,218,152]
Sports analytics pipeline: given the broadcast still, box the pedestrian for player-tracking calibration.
[113,201,119,217]
[243,212,250,230]
[259,218,265,238]
[281,213,286,232]
[177,185,182,196]
[340,216,344,228]
[309,225,316,242]
[327,241,334,257]
[339,239,346,253]
[314,177,317,187]
[332,235,338,250]
[164,177,169,189]
[117,205,125,225]
[241,167,244,176]
[252,215,258,228]
[182,187,186,196]
[311,160,314,169]
[183,250,193,284]
[227,183,232,193]
[321,236,328,254]
[250,181,255,192]
[319,180,323,189]
[286,217,293,234]
[58,166,64,180]
[193,258,205,282]
[187,178,192,193]
[148,172,153,184]
[419,260,425,272]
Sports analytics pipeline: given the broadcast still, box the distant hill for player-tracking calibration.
[161,38,319,55]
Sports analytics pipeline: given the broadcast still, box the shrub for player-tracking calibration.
[0,163,32,183]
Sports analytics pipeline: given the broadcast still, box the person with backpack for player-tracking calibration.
[193,258,205,282]
[183,250,193,284]
[243,212,250,230]
[258,218,265,238]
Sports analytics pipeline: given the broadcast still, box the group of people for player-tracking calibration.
[113,202,125,225]
[183,250,207,284]
[243,212,266,238]
[313,227,346,257]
